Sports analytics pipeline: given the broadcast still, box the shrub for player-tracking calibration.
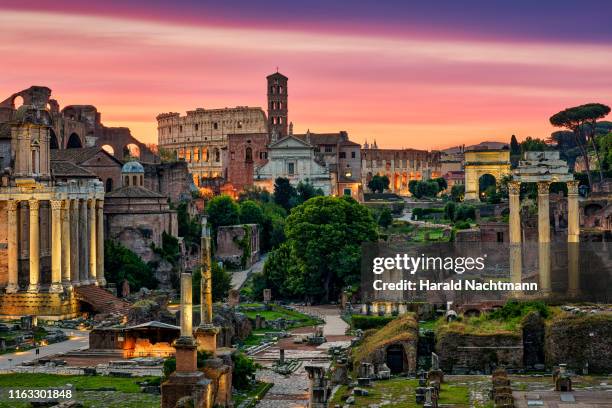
[488,300,549,320]
[454,204,475,221]
[352,314,396,330]
[454,221,471,230]
[232,352,259,390]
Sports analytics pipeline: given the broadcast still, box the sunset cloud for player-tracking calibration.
[1,4,611,149]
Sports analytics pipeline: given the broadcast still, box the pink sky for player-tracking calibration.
[1,6,611,150]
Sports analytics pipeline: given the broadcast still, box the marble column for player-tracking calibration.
[180,272,193,338]
[567,180,580,296]
[80,199,89,284]
[537,181,551,293]
[88,199,97,284]
[508,181,523,292]
[49,200,64,293]
[6,200,20,293]
[70,199,80,286]
[96,200,106,286]
[27,199,40,293]
[61,200,71,289]
[200,223,213,326]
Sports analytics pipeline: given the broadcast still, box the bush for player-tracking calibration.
[352,314,396,330]
[444,201,456,221]
[488,300,549,321]
[412,207,444,220]
[232,352,259,390]
[378,208,393,228]
[454,204,475,221]
[454,221,471,230]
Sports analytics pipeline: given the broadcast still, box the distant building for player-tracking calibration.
[361,145,441,195]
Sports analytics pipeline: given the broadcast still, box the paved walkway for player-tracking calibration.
[231,254,266,290]
[0,329,89,370]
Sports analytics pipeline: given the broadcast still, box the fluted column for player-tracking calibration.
[6,200,19,293]
[49,200,63,293]
[27,199,40,293]
[200,226,213,326]
[61,200,71,289]
[508,181,522,293]
[567,180,580,296]
[70,199,80,286]
[537,181,551,293]
[96,200,105,286]
[88,199,97,284]
[180,272,193,338]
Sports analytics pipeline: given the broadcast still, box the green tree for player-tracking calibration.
[266,196,378,302]
[433,177,447,191]
[598,133,612,171]
[239,200,265,225]
[454,204,476,222]
[521,137,549,152]
[273,177,297,211]
[232,352,259,390]
[444,201,457,221]
[177,202,200,246]
[367,175,390,193]
[261,242,302,298]
[550,103,611,187]
[206,195,240,235]
[238,185,271,203]
[296,181,324,204]
[104,240,157,291]
[192,262,232,303]
[260,202,286,251]
[378,207,393,229]
[450,184,465,202]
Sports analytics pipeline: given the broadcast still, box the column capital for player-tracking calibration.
[28,199,40,211]
[7,200,19,211]
[508,180,521,195]
[50,199,63,211]
[567,180,579,195]
[537,181,551,195]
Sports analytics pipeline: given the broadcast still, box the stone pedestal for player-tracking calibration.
[194,325,219,354]
[201,357,232,407]
[161,370,212,408]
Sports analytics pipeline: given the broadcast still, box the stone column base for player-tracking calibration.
[5,284,19,294]
[49,283,64,294]
[161,371,212,408]
[27,284,40,293]
[195,325,220,354]
[97,277,107,287]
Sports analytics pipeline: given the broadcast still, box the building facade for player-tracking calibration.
[156,107,267,186]
[361,147,442,195]
[0,99,106,319]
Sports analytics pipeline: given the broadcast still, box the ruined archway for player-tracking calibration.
[123,143,141,160]
[464,150,511,201]
[13,95,24,108]
[101,144,115,156]
[66,132,83,149]
[478,173,497,201]
[49,129,59,150]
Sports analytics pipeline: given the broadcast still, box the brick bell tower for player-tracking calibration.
[267,71,288,138]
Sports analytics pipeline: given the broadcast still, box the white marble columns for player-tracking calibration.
[88,199,97,284]
[49,200,63,293]
[96,200,105,286]
[5,200,19,294]
[27,200,40,293]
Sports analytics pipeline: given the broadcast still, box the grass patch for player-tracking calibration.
[233,381,272,407]
[0,374,158,393]
[330,378,469,407]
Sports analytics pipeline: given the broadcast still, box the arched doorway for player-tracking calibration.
[105,178,113,192]
[123,143,141,160]
[478,174,497,202]
[49,129,59,149]
[66,133,82,148]
[386,344,405,374]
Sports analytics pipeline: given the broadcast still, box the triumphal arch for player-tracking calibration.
[464,149,511,201]
[0,101,105,319]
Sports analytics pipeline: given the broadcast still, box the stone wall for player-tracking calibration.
[226,133,269,193]
[435,331,523,374]
[545,313,612,373]
[215,224,259,269]
[143,161,193,203]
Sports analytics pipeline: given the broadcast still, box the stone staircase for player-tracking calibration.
[74,285,130,315]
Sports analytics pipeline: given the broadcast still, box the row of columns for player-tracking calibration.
[508,180,580,294]
[5,197,105,294]
[361,301,410,316]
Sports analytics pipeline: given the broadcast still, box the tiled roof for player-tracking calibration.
[50,147,109,164]
[294,133,345,145]
[105,185,165,199]
[50,161,96,177]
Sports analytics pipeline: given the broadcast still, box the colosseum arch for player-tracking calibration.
[123,143,141,160]
[464,150,511,201]
[66,132,83,149]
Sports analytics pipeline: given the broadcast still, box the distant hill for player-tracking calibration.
[442,141,508,154]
